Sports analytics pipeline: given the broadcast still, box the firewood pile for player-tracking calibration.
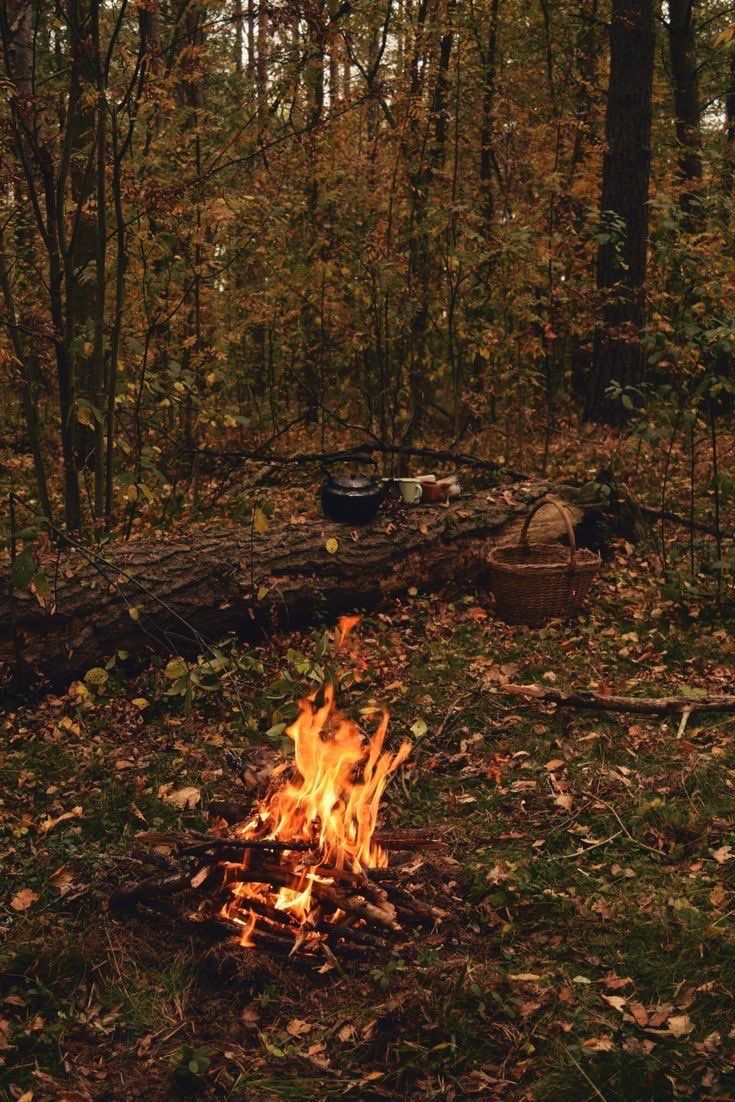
[111,825,451,965]
[110,681,456,966]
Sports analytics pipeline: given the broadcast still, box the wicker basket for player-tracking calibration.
[487,496,600,625]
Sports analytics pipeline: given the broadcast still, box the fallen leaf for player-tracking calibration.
[582,1035,614,1051]
[601,994,628,1012]
[286,1018,312,1037]
[10,887,39,911]
[629,1002,649,1027]
[163,786,201,810]
[648,1005,674,1028]
[40,806,83,833]
[710,884,727,908]
[240,1006,260,1030]
[667,1014,694,1039]
[603,974,633,990]
[253,507,269,534]
[49,865,75,894]
[544,759,566,772]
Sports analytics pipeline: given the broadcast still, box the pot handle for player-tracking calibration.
[321,454,378,478]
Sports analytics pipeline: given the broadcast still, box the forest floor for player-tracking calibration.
[3,530,735,1100]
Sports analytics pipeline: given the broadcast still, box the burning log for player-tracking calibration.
[111,683,449,961]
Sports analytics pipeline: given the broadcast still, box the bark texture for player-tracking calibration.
[1,483,584,683]
[586,0,655,425]
[667,0,702,219]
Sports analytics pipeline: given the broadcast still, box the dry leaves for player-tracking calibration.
[10,887,39,911]
[158,784,201,810]
[39,806,83,833]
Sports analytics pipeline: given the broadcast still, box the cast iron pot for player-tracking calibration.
[321,458,389,524]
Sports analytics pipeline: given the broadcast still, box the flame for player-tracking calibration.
[335,614,362,652]
[220,684,411,946]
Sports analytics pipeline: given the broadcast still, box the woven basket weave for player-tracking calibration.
[487,497,600,625]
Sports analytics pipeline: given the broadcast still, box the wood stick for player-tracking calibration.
[383,883,445,924]
[110,868,211,911]
[181,837,312,856]
[225,862,401,931]
[503,683,735,716]
[319,921,390,948]
[237,897,299,928]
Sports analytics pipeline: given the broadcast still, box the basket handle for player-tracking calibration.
[519,496,577,565]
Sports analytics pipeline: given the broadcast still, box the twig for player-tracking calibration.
[587,795,663,857]
[550,830,623,861]
[194,440,529,481]
[502,683,735,716]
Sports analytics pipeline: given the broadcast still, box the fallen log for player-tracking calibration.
[503,682,735,715]
[1,482,585,684]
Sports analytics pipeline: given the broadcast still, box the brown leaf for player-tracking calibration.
[286,1018,312,1037]
[603,973,633,991]
[582,1035,614,1052]
[49,865,75,895]
[40,805,83,833]
[629,1002,649,1027]
[10,887,39,911]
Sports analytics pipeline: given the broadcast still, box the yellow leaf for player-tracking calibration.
[253,507,269,534]
[129,605,140,621]
[325,537,339,554]
[131,697,149,710]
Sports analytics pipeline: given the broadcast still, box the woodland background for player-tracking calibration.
[0,0,734,570]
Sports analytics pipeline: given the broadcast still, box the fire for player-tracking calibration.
[334,614,362,652]
[220,683,411,948]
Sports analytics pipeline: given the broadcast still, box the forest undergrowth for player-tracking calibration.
[2,420,735,1101]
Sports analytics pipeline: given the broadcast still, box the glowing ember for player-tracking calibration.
[220,682,411,948]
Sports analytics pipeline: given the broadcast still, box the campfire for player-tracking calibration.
[112,632,447,963]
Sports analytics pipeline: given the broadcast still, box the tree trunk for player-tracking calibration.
[667,0,702,221]
[586,0,655,425]
[479,0,500,229]
[1,0,53,523]
[257,0,268,119]
[723,43,735,202]
[1,484,589,683]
